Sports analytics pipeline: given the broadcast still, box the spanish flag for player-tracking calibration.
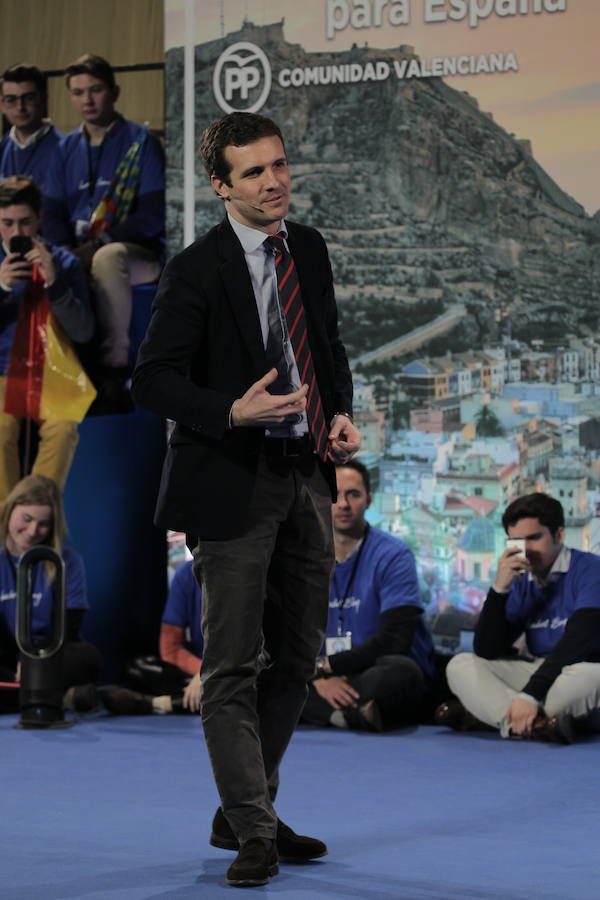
[4,265,96,423]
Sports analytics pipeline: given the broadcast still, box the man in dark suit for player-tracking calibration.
[132,112,360,887]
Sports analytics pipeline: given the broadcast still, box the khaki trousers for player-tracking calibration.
[91,242,161,367]
[447,652,600,734]
[0,377,78,502]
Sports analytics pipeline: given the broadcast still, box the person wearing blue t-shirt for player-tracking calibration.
[0,64,63,198]
[0,474,101,713]
[102,560,203,715]
[43,54,165,413]
[301,459,434,731]
[438,492,600,743]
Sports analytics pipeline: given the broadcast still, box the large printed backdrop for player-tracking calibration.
[164,1,600,645]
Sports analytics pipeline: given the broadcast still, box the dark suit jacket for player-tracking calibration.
[132,216,353,539]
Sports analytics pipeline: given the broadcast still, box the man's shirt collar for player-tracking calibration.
[79,114,122,142]
[9,121,52,148]
[227,213,287,253]
[529,544,571,583]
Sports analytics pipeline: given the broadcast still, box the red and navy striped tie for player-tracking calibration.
[267,232,329,459]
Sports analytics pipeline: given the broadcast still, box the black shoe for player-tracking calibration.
[529,711,574,745]
[211,808,327,862]
[225,838,278,887]
[101,686,153,715]
[63,683,98,712]
[434,698,493,732]
[343,699,384,732]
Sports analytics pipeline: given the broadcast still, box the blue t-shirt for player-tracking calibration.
[162,561,203,657]
[43,116,165,255]
[0,126,63,198]
[506,548,600,657]
[0,243,91,376]
[0,544,87,642]
[327,526,434,678]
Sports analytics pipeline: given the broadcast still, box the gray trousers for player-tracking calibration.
[447,652,600,734]
[194,453,334,844]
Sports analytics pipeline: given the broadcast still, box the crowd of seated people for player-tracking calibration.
[2,461,599,747]
[0,54,165,508]
[0,55,167,715]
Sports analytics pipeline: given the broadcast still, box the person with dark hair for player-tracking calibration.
[43,54,165,413]
[0,474,101,714]
[0,63,63,194]
[437,492,600,743]
[132,111,360,887]
[301,462,434,731]
[0,175,94,501]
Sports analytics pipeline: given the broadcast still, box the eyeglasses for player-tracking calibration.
[1,91,40,107]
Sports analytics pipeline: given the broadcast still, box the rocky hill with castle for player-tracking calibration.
[165,21,600,367]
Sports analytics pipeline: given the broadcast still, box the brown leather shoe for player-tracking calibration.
[434,698,493,732]
[530,712,574,745]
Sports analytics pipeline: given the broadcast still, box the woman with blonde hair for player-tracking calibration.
[0,474,101,712]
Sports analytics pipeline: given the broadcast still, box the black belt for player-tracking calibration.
[262,434,314,458]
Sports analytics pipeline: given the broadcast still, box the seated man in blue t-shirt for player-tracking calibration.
[300,460,434,732]
[437,492,600,743]
[102,560,203,715]
[43,54,165,413]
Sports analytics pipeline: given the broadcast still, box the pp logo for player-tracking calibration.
[213,42,272,114]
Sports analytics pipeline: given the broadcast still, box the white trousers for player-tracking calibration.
[446,652,600,734]
[91,242,161,367]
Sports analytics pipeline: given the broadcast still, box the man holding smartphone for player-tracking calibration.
[436,492,600,743]
[0,176,94,501]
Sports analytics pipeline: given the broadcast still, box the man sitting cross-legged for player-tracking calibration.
[437,492,600,743]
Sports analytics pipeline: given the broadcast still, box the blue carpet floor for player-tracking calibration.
[1,713,598,899]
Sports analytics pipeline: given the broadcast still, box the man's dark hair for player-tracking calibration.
[1,63,47,95]
[502,492,565,538]
[0,175,42,214]
[199,112,285,185]
[64,54,115,90]
[337,459,371,494]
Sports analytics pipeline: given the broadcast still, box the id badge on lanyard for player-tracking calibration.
[328,525,369,656]
[326,632,352,656]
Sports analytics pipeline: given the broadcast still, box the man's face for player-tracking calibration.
[68,74,118,126]
[211,135,290,234]
[0,203,40,245]
[507,517,564,579]
[0,80,45,133]
[333,467,371,537]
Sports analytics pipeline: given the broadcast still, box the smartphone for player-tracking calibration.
[505,537,526,555]
[9,235,33,257]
